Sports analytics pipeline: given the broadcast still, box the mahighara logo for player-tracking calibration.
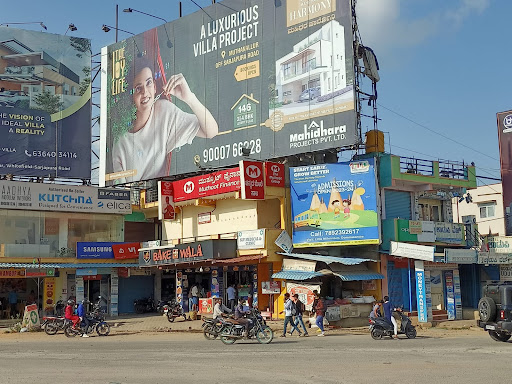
[183,181,195,194]
[246,165,261,178]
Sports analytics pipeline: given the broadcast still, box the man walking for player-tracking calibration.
[290,293,308,337]
[315,293,326,336]
[279,293,301,337]
[227,284,236,311]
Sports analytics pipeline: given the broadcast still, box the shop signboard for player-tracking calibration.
[0,268,25,278]
[396,220,463,244]
[77,242,120,259]
[261,281,281,295]
[286,282,321,311]
[142,240,161,248]
[424,270,433,322]
[500,265,512,281]
[497,110,512,235]
[199,297,214,314]
[265,162,285,188]
[198,212,212,225]
[26,268,55,277]
[43,277,56,313]
[391,241,435,262]
[414,260,428,323]
[158,181,175,220]
[478,251,512,264]
[112,242,140,259]
[453,269,462,320]
[0,27,91,179]
[445,249,478,264]
[139,239,236,267]
[76,268,98,276]
[0,181,132,214]
[275,230,293,253]
[22,304,40,329]
[488,236,512,253]
[237,229,265,250]
[290,160,379,248]
[173,167,241,202]
[239,160,265,200]
[282,258,316,272]
[100,0,356,186]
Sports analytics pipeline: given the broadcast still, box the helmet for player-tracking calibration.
[67,299,75,305]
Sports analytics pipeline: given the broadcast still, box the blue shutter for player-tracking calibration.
[385,190,412,220]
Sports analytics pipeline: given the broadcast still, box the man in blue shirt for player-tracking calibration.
[227,285,237,310]
[8,287,17,317]
[77,299,90,338]
[383,296,398,339]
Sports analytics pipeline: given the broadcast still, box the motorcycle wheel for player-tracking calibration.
[44,323,58,336]
[256,326,273,344]
[203,325,217,340]
[96,322,110,336]
[64,325,78,338]
[405,327,417,339]
[167,313,175,323]
[220,334,236,345]
[371,327,384,340]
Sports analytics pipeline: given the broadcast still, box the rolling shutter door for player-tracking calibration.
[385,190,412,220]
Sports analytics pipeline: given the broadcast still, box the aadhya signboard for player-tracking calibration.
[100,0,356,185]
[290,159,379,247]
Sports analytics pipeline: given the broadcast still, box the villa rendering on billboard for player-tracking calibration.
[290,159,380,248]
[0,27,92,178]
[100,0,356,185]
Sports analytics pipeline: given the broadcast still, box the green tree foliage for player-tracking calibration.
[70,37,91,58]
[79,66,91,96]
[33,91,64,114]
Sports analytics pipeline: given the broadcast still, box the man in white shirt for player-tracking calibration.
[213,298,231,320]
[190,284,199,312]
[112,60,218,183]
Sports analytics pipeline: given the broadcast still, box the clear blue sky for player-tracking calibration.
[1,0,508,184]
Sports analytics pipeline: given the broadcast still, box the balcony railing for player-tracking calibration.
[399,156,471,180]
[399,157,434,176]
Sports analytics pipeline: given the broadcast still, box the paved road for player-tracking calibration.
[1,330,510,384]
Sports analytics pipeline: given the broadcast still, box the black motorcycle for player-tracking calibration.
[54,300,65,317]
[164,300,187,322]
[134,297,156,314]
[220,308,273,345]
[369,308,417,340]
[64,298,110,337]
[202,316,230,340]
[42,315,66,335]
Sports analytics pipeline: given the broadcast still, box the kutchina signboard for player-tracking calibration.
[290,159,379,247]
[173,168,240,202]
[139,239,236,266]
[0,181,131,214]
[0,27,91,178]
[100,0,356,185]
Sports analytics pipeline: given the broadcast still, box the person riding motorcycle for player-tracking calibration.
[64,299,80,331]
[77,299,90,338]
[212,297,231,320]
[234,298,251,337]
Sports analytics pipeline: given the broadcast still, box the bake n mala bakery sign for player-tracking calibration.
[139,239,236,266]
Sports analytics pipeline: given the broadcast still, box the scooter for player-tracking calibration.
[369,308,417,340]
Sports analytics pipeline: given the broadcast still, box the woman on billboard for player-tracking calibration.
[111,30,218,183]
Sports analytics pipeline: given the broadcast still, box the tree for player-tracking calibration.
[70,37,91,58]
[79,66,91,96]
[33,91,64,114]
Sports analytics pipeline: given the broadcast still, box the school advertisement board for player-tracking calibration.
[100,0,356,185]
[290,159,379,247]
[0,27,91,178]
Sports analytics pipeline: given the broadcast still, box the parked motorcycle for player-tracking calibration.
[369,308,417,340]
[64,298,110,337]
[164,300,187,322]
[202,317,230,340]
[134,297,156,314]
[220,308,273,345]
[42,315,66,335]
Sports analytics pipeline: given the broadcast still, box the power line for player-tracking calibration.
[378,103,499,162]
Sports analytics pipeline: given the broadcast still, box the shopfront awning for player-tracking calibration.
[271,270,324,281]
[278,252,376,265]
[0,263,140,269]
[329,264,384,281]
[215,255,265,264]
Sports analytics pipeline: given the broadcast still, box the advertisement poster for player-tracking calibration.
[0,27,91,178]
[43,277,56,313]
[158,181,175,220]
[286,282,320,311]
[290,159,379,247]
[497,110,512,235]
[239,160,265,200]
[415,261,428,323]
[445,270,455,320]
[100,0,356,185]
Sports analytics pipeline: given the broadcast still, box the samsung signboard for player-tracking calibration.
[100,0,356,185]
[0,27,91,178]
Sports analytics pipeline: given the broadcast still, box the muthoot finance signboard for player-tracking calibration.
[100,0,356,185]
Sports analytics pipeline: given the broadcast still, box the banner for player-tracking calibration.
[497,110,512,235]
[265,162,285,188]
[239,160,264,200]
[43,277,56,313]
[290,159,379,247]
[0,27,91,178]
[112,242,140,259]
[77,242,120,259]
[158,181,175,220]
[414,260,428,323]
[173,167,241,202]
[22,304,40,329]
[100,0,356,185]
[0,180,131,214]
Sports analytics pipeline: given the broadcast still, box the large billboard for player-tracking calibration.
[0,27,91,178]
[290,159,379,247]
[100,0,356,185]
[498,110,512,235]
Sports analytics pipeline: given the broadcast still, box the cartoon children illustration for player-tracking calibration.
[342,198,351,218]
[332,200,341,218]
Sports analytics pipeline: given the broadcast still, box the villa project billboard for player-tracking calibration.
[498,110,512,235]
[0,27,91,178]
[100,0,356,186]
[290,159,379,248]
